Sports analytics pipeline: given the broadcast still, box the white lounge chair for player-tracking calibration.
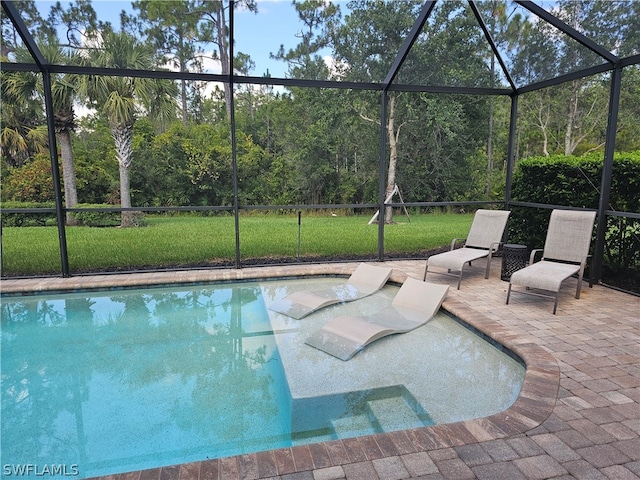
[423,209,511,289]
[305,278,448,360]
[268,263,393,319]
[506,209,597,314]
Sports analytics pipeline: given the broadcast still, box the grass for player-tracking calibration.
[1,212,474,276]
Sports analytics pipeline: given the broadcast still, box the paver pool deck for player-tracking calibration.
[2,258,639,480]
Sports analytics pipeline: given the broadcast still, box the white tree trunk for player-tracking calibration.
[533,92,551,157]
[565,80,580,155]
[112,124,135,227]
[58,129,78,225]
[217,7,232,121]
[384,95,398,224]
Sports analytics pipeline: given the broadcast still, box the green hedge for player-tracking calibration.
[0,201,56,226]
[509,151,640,278]
[71,204,122,227]
[1,202,123,227]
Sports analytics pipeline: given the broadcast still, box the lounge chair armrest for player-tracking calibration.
[489,241,502,254]
[529,248,543,265]
[450,238,465,250]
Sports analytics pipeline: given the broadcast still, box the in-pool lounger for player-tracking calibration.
[306,277,448,360]
[268,263,393,319]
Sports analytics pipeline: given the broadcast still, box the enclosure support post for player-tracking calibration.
[229,1,241,269]
[504,94,518,210]
[593,65,622,283]
[377,91,389,261]
[5,0,70,277]
[43,72,70,277]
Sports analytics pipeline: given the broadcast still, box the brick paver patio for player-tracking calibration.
[2,258,638,480]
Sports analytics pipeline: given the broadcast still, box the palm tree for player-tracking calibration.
[45,44,81,225]
[3,44,80,224]
[80,30,177,227]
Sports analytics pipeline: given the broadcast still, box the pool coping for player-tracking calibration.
[1,264,560,480]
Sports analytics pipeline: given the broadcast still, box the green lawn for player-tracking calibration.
[1,212,474,276]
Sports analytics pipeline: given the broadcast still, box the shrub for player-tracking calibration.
[0,203,147,228]
[509,151,640,292]
[0,201,56,226]
[72,204,121,227]
[1,156,56,203]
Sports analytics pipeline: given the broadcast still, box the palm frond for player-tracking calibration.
[104,90,137,126]
[1,127,29,159]
[26,125,49,152]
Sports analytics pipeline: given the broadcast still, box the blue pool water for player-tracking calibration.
[1,279,524,479]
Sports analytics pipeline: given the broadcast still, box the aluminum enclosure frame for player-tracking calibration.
[1,0,638,282]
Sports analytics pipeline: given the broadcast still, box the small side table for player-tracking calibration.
[501,244,528,281]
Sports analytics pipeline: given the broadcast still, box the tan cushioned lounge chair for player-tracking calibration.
[305,278,448,360]
[424,209,511,289]
[268,263,393,319]
[506,209,597,314]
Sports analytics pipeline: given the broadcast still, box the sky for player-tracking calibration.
[34,0,335,79]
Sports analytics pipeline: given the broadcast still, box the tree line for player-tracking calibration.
[2,0,639,227]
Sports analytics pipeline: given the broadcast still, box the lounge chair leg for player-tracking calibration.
[553,293,558,315]
[506,284,512,304]
[423,263,428,281]
[456,272,463,290]
[576,273,583,299]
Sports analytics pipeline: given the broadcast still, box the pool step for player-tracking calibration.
[290,386,433,444]
[291,429,335,446]
[330,395,425,438]
[331,413,377,439]
[368,396,426,431]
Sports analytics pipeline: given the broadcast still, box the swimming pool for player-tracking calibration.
[1,278,524,479]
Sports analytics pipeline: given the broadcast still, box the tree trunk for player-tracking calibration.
[216,7,232,121]
[181,78,188,126]
[179,37,189,125]
[119,163,134,227]
[565,80,580,155]
[58,129,78,225]
[111,124,135,227]
[542,127,549,157]
[384,95,398,224]
[540,97,549,156]
[533,92,550,156]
